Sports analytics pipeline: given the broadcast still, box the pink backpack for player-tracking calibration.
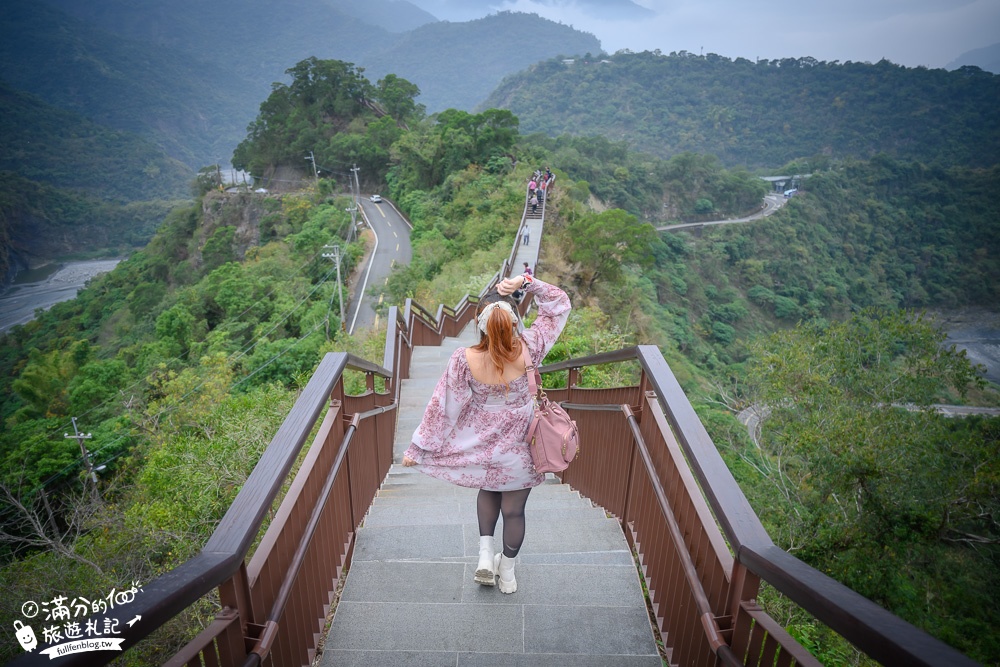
[521,340,580,473]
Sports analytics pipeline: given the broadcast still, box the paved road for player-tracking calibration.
[346,197,412,334]
[657,193,786,232]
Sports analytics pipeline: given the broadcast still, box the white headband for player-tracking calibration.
[478,301,518,333]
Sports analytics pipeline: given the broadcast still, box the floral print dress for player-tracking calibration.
[403,279,571,491]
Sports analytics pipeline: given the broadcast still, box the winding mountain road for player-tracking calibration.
[346,196,412,334]
[657,193,786,232]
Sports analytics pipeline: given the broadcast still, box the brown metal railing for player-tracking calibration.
[542,345,977,667]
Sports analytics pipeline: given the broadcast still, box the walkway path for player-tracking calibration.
[657,193,785,232]
[320,325,661,666]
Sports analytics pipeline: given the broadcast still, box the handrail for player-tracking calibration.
[242,401,396,666]
[622,404,742,667]
[539,346,640,373]
[9,352,355,667]
[343,353,393,378]
[537,344,978,667]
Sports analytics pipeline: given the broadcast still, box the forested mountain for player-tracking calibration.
[483,51,1000,168]
[0,82,190,283]
[0,83,191,201]
[355,12,600,112]
[0,0,260,169]
[407,0,653,22]
[948,42,1000,74]
[36,0,600,126]
[332,0,438,32]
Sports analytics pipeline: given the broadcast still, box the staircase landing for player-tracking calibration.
[320,328,661,666]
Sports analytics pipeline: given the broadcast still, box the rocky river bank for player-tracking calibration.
[0,259,121,333]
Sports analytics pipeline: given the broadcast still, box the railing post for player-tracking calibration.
[218,562,254,662]
[567,367,580,393]
[728,561,760,621]
[620,402,641,529]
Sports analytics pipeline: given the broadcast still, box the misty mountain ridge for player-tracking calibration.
[404,0,653,22]
[947,42,1000,74]
[359,12,600,111]
[22,0,601,168]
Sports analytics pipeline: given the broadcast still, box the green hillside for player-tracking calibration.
[0,0,260,167]
[0,80,192,284]
[42,0,382,107]
[40,1,601,117]
[0,82,191,201]
[483,51,1000,168]
[360,12,601,111]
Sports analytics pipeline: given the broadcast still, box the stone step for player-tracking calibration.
[350,514,629,564]
[322,651,660,667]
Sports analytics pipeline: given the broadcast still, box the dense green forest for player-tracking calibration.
[1,54,998,664]
[0,82,192,201]
[0,0,263,169]
[484,51,1000,168]
[0,80,191,284]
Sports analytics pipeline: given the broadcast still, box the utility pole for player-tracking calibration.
[350,164,361,207]
[306,151,319,181]
[346,205,358,244]
[322,244,346,332]
[64,417,98,501]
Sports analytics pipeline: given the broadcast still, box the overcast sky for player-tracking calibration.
[419,0,1000,69]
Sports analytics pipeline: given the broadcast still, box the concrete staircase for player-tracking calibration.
[321,327,661,666]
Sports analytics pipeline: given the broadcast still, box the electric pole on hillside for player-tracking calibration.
[65,417,99,502]
[346,205,358,243]
[306,151,319,181]
[322,244,346,333]
[351,164,361,207]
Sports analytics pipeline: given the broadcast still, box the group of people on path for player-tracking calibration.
[528,167,555,215]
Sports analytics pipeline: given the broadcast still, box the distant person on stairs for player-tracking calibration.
[403,273,571,594]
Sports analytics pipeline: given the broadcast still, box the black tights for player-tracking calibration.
[477,488,532,558]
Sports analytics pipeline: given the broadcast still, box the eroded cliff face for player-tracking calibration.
[198,191,265,265]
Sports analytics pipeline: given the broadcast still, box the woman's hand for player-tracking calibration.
[402,455,416,467]
[497,275,525,296]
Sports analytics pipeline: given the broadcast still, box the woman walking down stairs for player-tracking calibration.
[318,325,661,665]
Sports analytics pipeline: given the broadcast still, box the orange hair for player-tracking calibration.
[472,295,521,379]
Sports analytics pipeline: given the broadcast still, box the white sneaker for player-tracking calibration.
[474,536,496,586]
[494,553,517,594]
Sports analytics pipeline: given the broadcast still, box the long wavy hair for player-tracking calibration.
[471,289,522,378]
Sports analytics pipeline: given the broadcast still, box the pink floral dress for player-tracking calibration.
[403,279,571,491]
